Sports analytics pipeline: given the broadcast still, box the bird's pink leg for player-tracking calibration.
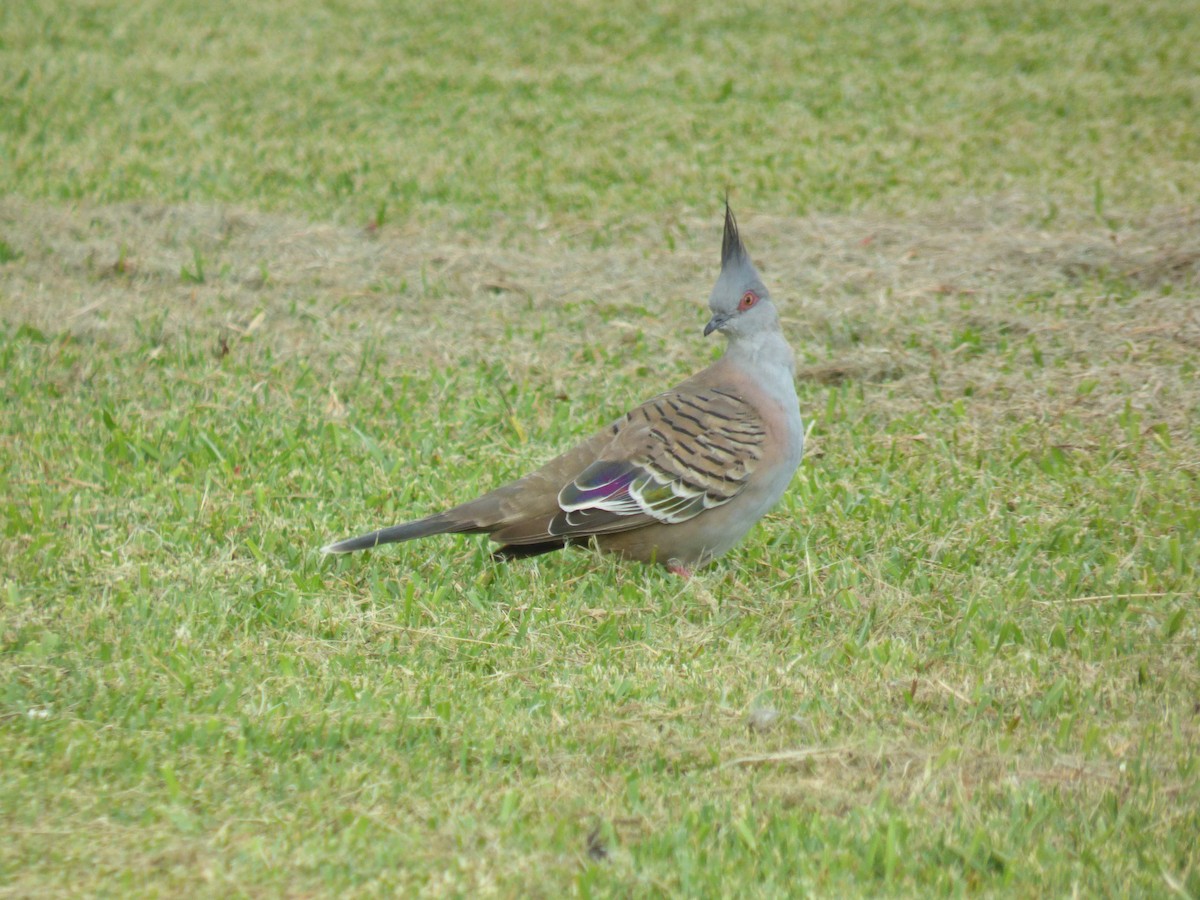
[667,562,693,579]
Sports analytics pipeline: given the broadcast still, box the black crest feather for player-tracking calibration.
[721,199,747,269]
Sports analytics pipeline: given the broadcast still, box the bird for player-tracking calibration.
[323,203,804,575]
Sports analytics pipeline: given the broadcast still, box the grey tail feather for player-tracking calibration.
[721,198,747,269]
[322,512,483,554]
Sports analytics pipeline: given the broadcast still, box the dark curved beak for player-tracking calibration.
[703,313,730,337]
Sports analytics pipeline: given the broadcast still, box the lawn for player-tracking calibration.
[2,1,1198,895]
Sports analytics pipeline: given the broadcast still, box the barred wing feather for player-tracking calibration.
[547,387,765,539]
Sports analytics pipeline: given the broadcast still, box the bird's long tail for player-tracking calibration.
[322,512,481,554]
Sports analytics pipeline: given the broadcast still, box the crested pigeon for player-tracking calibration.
[323,203,804,575]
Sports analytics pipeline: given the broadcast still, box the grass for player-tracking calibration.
[3,1,1199,231]
[2,0,1200,896]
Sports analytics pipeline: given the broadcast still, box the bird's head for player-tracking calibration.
[703,202,775,340]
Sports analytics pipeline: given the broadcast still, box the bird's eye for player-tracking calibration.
[738,291,759,311]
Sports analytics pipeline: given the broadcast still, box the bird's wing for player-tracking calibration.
[489,385,766,545]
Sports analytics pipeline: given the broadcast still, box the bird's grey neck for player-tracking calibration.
[724,328,796,377]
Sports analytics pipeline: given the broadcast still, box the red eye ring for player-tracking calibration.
[738,290,759,311]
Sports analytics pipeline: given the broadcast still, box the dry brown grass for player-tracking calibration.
[5,194,1197,437]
